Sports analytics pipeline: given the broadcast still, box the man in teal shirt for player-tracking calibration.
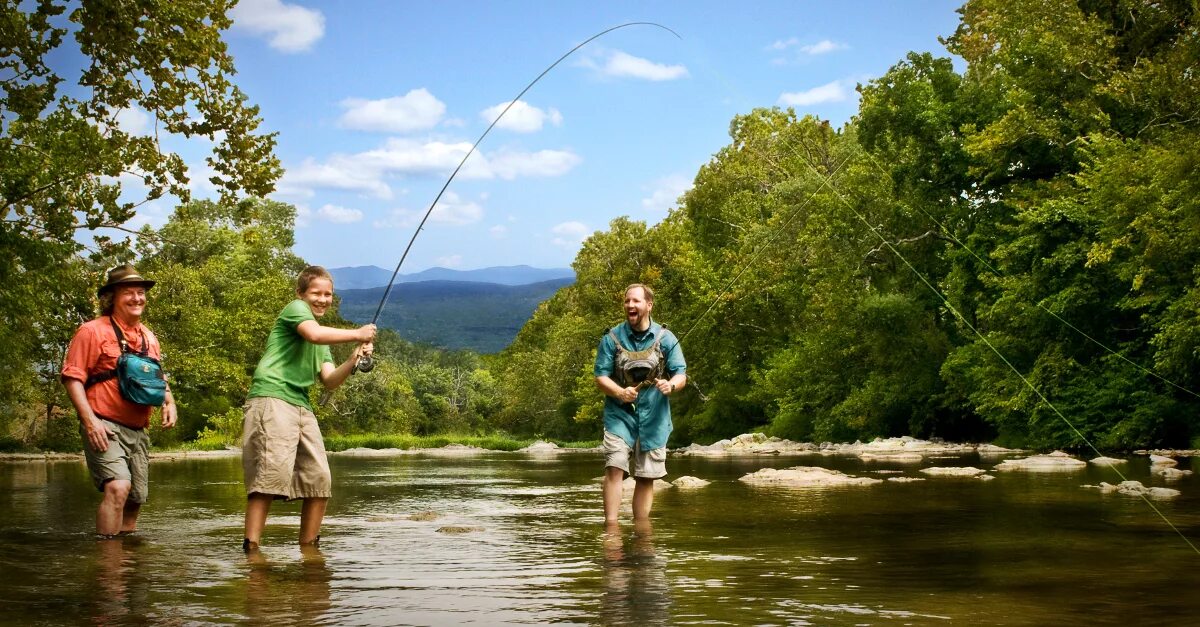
[594,283,686,523]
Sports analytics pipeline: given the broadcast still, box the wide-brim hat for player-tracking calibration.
[98,264,155,296]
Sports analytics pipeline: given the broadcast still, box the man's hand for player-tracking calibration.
[617,386,639,403]
[654,378,673,395]
[161,401,178,429]
[84,417,114,453]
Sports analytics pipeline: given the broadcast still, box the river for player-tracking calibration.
[0,449,1196,625]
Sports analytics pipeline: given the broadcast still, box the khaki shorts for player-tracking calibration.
[604,431,667,479]
[81,418,150,503]
[242,396,332,500]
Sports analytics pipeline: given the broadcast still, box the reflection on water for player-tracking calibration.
[244,544,331,624]
[0,452,1196,625]
[601,520,670,625]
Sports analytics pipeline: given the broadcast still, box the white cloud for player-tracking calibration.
[486,149,581,179]
[124,201,171,230]
[480,100,563,133]
[489,225,508,239]
[339,89,446,133]
[114,107,150,135]
[436,255,464,268]
[276,157,394,199]
[779,80,850,107]
[295,204,312,228]
[592,50,689,81]
[277,140,582,200]
[316,204,363,223]
[231,0,324,53]
[641,174,692,217]
[800,40,845,55]
[769,38,846,56]
[373,191,483,228]
[551,221,591,248]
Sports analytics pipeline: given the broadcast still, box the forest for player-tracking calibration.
[3,0,1198,452]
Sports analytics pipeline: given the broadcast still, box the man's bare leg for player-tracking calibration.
[96,479,131,536]
[603,466,626,522]
[632,477,655,520]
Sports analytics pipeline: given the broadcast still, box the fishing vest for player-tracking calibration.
[608,325,666,388]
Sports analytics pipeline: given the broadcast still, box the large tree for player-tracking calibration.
[1,0,279,443]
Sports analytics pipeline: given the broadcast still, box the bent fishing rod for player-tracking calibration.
[350,22,681,375]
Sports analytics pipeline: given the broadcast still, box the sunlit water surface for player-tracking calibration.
[0,450,1197,625]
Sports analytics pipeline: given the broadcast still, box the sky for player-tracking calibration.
[119,0,966,272]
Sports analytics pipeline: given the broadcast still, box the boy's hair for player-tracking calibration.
[625,283,654,304]
[296,266,334,294]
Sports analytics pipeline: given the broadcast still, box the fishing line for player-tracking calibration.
[779,140,1199,555]
[633,151,852,403]
[857,149,1200,401]
[675,151,854,347]
[354,22,681,375]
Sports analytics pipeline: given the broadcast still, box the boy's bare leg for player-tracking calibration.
[299,497,327,544]
[244,493,274,546]
[96,479,132,536]
[603,466,625,522]
[632,478,655,520]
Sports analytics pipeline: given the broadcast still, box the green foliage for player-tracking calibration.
[488,0,1200,451]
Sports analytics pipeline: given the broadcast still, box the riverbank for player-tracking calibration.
[5,432,1196,462]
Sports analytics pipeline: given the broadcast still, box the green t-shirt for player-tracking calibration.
[248,299,334,410]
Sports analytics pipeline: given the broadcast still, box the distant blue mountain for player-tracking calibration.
[336,278,574,353]
[329,264,575,289]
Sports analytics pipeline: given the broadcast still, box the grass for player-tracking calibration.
[323,433,599,452]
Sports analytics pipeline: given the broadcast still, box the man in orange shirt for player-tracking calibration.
[61,265,177,537]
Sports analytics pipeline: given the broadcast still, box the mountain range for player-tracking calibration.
[330,265,575,353]
[329,264,574,289]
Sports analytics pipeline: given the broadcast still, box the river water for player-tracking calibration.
[0,449,1196,625]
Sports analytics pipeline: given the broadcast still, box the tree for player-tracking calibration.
[1,0,280,444]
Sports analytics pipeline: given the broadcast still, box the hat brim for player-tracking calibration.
[98,280,156,297]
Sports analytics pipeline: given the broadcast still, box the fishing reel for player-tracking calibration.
[356,354,375,373]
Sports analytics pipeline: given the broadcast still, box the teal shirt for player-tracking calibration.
[593,321,686,450]
[247,299,334,410]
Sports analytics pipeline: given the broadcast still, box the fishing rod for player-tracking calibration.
[349,22,681,376]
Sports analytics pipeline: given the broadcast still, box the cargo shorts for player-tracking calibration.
[242,396,332,500]
[604,430,667,479]
[81,418,150,503]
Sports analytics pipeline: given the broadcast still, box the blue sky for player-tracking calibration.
[123,1,965,272]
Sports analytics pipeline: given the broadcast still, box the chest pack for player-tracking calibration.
[609,325,667,388]
[84,318,167,407]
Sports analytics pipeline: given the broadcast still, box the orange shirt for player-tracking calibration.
[61,316,163,430]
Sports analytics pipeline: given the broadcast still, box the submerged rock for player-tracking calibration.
[886,477,926,483]
[1153,467,1193,481]
[671,475,711,489]
[920,466,987,477]
[1093,481,1181,499]
[622,477,673,491]
[994,451,1086,472]
[1089,456,1127,466]
[518,441,560,453]
[437,525,485,534]
[677,433,1017,459]
[409,511,440,521]
[1149,454,1178,467]
[739,466,882,487]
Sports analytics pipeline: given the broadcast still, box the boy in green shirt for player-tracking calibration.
[242,266,376,550]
